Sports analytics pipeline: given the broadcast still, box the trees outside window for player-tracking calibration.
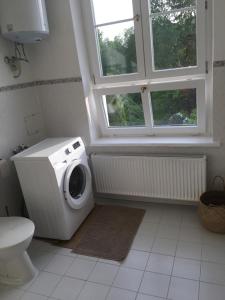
[83,0,208,136]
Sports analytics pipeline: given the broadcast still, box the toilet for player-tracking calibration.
[0,217,37,285]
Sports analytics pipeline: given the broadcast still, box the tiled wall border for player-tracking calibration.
[213,60,225,68]
[0,76,82,93]
[0,62,224,93]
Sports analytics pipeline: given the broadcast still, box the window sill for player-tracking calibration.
[89,137,220,148]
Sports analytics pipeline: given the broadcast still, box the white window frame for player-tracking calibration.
[82,0,210,138]
[83,0,145,84]
[142,0,206,79]
[94,78,206,137]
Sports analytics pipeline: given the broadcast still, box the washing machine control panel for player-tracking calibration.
[65,142,81,155]
[73,141,80,150]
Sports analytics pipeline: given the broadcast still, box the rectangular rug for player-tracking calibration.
[56,204,145,261]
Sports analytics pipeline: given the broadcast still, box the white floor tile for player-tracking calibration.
[176,241,201,260]
[142,209,162,224]
[28,271,61,297]
[182,211,200,228]
[56,247,78,258]
[31,250,55,271]
[132,234,154,252]
[44,254,74,275]
[137,294,165,300]
[202,231,225,247]
[66,258,96,280]
[157,224,180,240]
[88,262,119,285]
[113,267,143,291]
[23,204,225,300]
[106,287,136,300]
[168,277,199,300]
[98,258,120,266]
[37,242,60,254]
[202,245,225,264]
[179,226,203,243]
[200,261,225,285]
[160,214,182,227]
[137,222,158,236]
[146,253,174,275]
[51,276,85,300]
[77,255,99,261]
[140,271,170,298]
[152,238,177,256]
[172,258,200,280]
[77,282,109,300]
[20,292,48,300]
[121,250,149,270]
[199,282,225,300]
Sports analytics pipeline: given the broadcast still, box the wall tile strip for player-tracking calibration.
[213,60,225,68]
[0,77,82,93]
[0,61,224,93]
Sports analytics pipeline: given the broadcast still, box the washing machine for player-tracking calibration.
[12,137,94,240]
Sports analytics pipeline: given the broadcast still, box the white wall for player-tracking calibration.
[213,0,225,61]
[28,0,91,144]
[0,37,46,216]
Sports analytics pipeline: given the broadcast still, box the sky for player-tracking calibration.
[92,0,134,40]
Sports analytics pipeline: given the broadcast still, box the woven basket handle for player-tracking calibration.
[211,176,225,191]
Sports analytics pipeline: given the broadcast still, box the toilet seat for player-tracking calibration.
[0,217,34,249]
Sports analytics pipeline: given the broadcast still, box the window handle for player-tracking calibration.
[141,86,147,93]
[134,14,140,22]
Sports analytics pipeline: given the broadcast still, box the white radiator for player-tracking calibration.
[91,154,206,202]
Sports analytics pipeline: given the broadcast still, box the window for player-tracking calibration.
[83,0,210,137]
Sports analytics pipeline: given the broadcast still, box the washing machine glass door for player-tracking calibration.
[64,159,92,209]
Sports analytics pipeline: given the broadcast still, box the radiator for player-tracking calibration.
[91,154,206,202]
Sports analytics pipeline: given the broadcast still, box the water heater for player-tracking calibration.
[0,0,49,43]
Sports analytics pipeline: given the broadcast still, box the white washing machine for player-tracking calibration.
[12,137,94,240]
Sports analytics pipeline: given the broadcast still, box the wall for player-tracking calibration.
[29,0,91,144]
[0,37,46,216]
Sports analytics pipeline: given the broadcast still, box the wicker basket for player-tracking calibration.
[199,176,225,233]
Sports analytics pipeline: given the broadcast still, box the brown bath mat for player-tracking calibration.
[57,205,145,261]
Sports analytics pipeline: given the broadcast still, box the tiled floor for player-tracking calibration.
[1,202,225,300]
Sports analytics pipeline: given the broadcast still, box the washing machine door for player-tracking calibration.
[64,159,92,210]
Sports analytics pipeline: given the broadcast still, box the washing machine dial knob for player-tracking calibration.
[65,148,72,155]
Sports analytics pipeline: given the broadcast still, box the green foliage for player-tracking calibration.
[106,93,145,127]
[151,89,196,126]
[151,0,195,13]
[98,1,197,127]
[98,27,137,76]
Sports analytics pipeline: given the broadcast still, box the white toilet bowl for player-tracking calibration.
[0,217,37,285]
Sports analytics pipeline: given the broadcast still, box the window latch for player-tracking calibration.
[134,14,140,22]
[141,86,147,93]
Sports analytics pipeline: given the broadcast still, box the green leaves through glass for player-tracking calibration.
[151,10,197,70]
[150,0,196,13]
[104,93,145,127]
[97,22,137,76]
[151,88,197,126]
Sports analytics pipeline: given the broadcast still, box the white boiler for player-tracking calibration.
[0,0,49,43]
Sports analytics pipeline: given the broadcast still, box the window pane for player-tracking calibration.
[92,0,133,25]
[104,93,145,127]
[97,21,137,76]
[150,0,196,14]
[151,89,197,126]
[152,10,197,70]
